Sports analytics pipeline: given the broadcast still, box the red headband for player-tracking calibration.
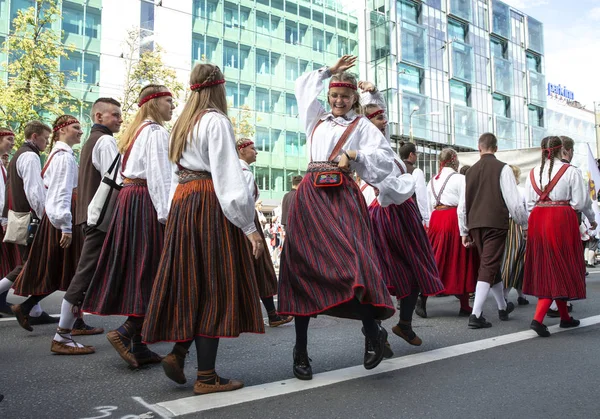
[190,79,226,91]
[0,131,15,137]
[367,109,385,119]
[329,82,357,91]
[237,140,254,150]
[138,91,172,107]
[543,145,563,159]
[435,155,457,180]
[53,119,79,132]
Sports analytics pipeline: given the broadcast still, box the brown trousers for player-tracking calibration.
[470,227,508,285]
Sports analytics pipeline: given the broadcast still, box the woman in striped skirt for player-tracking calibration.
[524,136,593,337]
[142,64,265,395]
[10,116,88,338]
[237,138,293,328]
[82,85,174,367]
[278,55,396,381]
[424,149,479,317]
[501,165,528,305]
[359,83,444,346]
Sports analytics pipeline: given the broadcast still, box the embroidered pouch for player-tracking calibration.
[313,171,343,188]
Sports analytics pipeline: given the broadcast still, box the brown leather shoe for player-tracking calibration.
[106,330,139,368]
[392,324,423,346]
[268,314,294,327]
[193,376,244,395]
[11,304,33,332]
[135,350,163,366]
[71,321,104,336]
[51,339,95,355]
[162,353,187,384]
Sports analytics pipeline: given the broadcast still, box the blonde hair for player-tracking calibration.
[118,84,170,153]
[509,164,521,184]
[439,148,459,171]
[329,72,362,114]
[363,103,381,115]
[169,64,228,163]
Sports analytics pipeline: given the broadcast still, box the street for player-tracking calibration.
[2,273,600,419]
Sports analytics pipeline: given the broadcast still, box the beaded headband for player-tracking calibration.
[138,91,172,107]
[52,119,80,132]
[237,140,254,150]
[0,131,15,137]
[329,82,357,91]
[366,109,385,119]
[543,144,563,159]
[190,79,226,91]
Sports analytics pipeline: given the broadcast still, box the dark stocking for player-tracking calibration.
[348,298,379,339]
[20,294,50,315]
[194,337,224,385]
[294,315,310,352]
[399,289,419,322]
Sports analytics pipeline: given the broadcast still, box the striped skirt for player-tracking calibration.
[253,213,278,298]
[12,195,83,296]
[501,218,526,290]
[0,229,21,278]
[523,205,585,300]
[142,179,264,343]
[369,198,444,298]
[427,207,478,295]
[82,183,164,316]
[277,167,395,321]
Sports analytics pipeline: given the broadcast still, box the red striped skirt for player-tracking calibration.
[253,213,278,298]
[82,184,164,316]
[427,207,478,295]
[523,205,585,300]
[369,198,444,298]
[277,169,395,320]
[12,195,83,296]
[0,229,22,278]
[142,179,264,343]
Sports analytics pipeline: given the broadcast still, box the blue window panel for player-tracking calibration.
[450,79,469,106]
[453,105,477,148]
[401,21,427,67]
[530,126,547,146]
[61,51,82,82]
[256,88,271,113]
[285,21,298,44]
[492,57,513,96]
[490,37,508,59]
[193,0,218,20]
[449,0,472,23]
[285,132,299,156]
[398,62,422,94]
[192,35,217,63]
[450,41,474,83]
[492,93,510,118]
[527,17,544,54]
[286,94,297,117]
[492,0,510,39]
[528,71,546,107]
[495,116,515,150]
[526,52,542,73]
[313,28,324,52]
[140,1,154,31]
[528,105,544,128]
[397,0,419,23]
[83,54,99,84]
[370,11,390,60]
[402,92,429,139]
[255,128,272,152]
[447,18,467,42]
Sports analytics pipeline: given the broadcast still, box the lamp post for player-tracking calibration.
[410,108,441,142]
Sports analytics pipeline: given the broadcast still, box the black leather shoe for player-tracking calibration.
[530,320,551,337]
[468,314,492,329]
[364,326,387,370]
[547,308,560,318]
[293,347,312,380]
[517,297,529,305]
[362,326,393,358]
[415,295,427,319]
[29,312,59,325]
[559,317,580,328]
[498,302,515,321]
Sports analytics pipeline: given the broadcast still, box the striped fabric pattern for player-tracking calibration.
[253,213,278,298]
[427,207,479,295]
[12,195,83,296]
[82,185,164,316]
[501,218,526,290]
[142,179,264,343]
[0,230,21,278]
[278,173,395,321]
[523,206,586,300]
[369,198,444,298]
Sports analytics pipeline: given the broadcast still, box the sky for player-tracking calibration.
[503,0,600,110]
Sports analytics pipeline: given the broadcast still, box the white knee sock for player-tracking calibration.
[472,282,491,317]
[490,282,507,310]
[29,303,42,317]
[0,277,14,295]
[550,300,558,311]
[57,299,77,330]
[503,287,512,300]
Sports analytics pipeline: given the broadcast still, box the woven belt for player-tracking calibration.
[123,177,147,186]
[535,200,570,207]
[434,205,457,210]
[178,169,212,184]
[307,161,349,173]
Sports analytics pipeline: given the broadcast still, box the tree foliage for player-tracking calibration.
[0,0,78,148]
[230,104,256,139]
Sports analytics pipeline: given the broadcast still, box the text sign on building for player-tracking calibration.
[547,83,575,101]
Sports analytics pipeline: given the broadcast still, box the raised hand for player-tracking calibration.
[358,81,376,93]
[330,55,357,74]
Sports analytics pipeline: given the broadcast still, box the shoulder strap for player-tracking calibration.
[529,169,543,197]
[539,164,570,201]
[432,172,457,207]
[394,160,405,174]
[1,165,6,183]
[41,149,67,178]
[121,121,156,175]
[327,116,362,162]
[360,182,369,192]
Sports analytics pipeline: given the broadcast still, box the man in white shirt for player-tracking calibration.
[400,142,429,226]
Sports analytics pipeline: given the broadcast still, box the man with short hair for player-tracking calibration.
[458,133,529,328]
[281,175,302,227]
[399,142,429,226]
[50,98,125,354]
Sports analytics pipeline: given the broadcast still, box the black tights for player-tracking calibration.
[399,289,419,323]
[171,337,220,371]
[261,296,276,314]
[21,294,50,315]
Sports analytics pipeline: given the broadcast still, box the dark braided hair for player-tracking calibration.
[539,136,562,191]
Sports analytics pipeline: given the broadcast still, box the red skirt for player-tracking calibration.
[427,207,478,295]
[0,229,22,278]
[12,195,83,296]
[253,213,277,298]
[277,168,395,321]
[369,198,444,298]
[523,205,585,300]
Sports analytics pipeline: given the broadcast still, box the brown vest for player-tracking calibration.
[281,189,297,226]
[74,125,116,226]
[2,142,40,218]
[465,154,509,230]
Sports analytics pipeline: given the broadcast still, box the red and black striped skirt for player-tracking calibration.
[369,198,444,298]
[253,213,278,298]
[142,179,264,343]
[427,207,478,295]
[12,194,83,296]
[523,205,585,300]
[0,229,22,278]
[277,167,395,321]
[82,183,164,316]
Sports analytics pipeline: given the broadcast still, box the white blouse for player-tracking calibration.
[364,159,416,208]
[525,159,595,222]
[43,142,78,233]
[16,147,46,219]
[121,121,172,224]
[427,167,464,211]
[239,159,259,202]
[170,112,256,236]
[295,68,394,184]
[93,134,120,175]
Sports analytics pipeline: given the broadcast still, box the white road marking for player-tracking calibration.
[0,312,91,322]
[153,315,600,417]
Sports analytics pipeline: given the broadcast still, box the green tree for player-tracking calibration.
[0,0,78,147]
[120,28,185,133]
[230,104,256,139]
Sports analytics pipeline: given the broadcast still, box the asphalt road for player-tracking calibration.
[1,272,600,419]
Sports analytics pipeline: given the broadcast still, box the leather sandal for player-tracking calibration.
[106,330,139,368]
[193,374,244,395]
[11,304,32,332]
[51,328,95,355]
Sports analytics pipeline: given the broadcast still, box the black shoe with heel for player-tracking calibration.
[364,326,388,370]
[293,347,312,380]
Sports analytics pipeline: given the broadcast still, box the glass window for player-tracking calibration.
[397,0,419,23]
[495,116,515,150]
[527,17,544,54]
[285,57,297,81]
[313,29,324,52]
[193,0,218,19]
[338,36,348,56]
[424,0,441,9]
[448,18,467,42]
[490,37,507,59]
[256,88,270,112]
[492,93,510,117]
[140,0,154,31]
[398,62,422,94]
[492,0,510,39]
[449,0,472,23]
[256,50,272,75]
[528,71,546,107]
[492,57,513,95]
[370,12,390,60]
[450,80,470,106]
[255,128,272,152]
[286,94,297,117]
[62,4,82,36]
[83,54,99,84]
[255,166,270,190]
[402,92,429,139]
[285,21,298,44]
[450,41,474,83]
[192,35,217,62]
[401,21,426,67]
[270,168,285,193]
[61,51,82,82]
[528,105,544,127]
[256,12,270,35]
[526,52,542,73]
[285,132,299,156]
[454,105,478,148]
